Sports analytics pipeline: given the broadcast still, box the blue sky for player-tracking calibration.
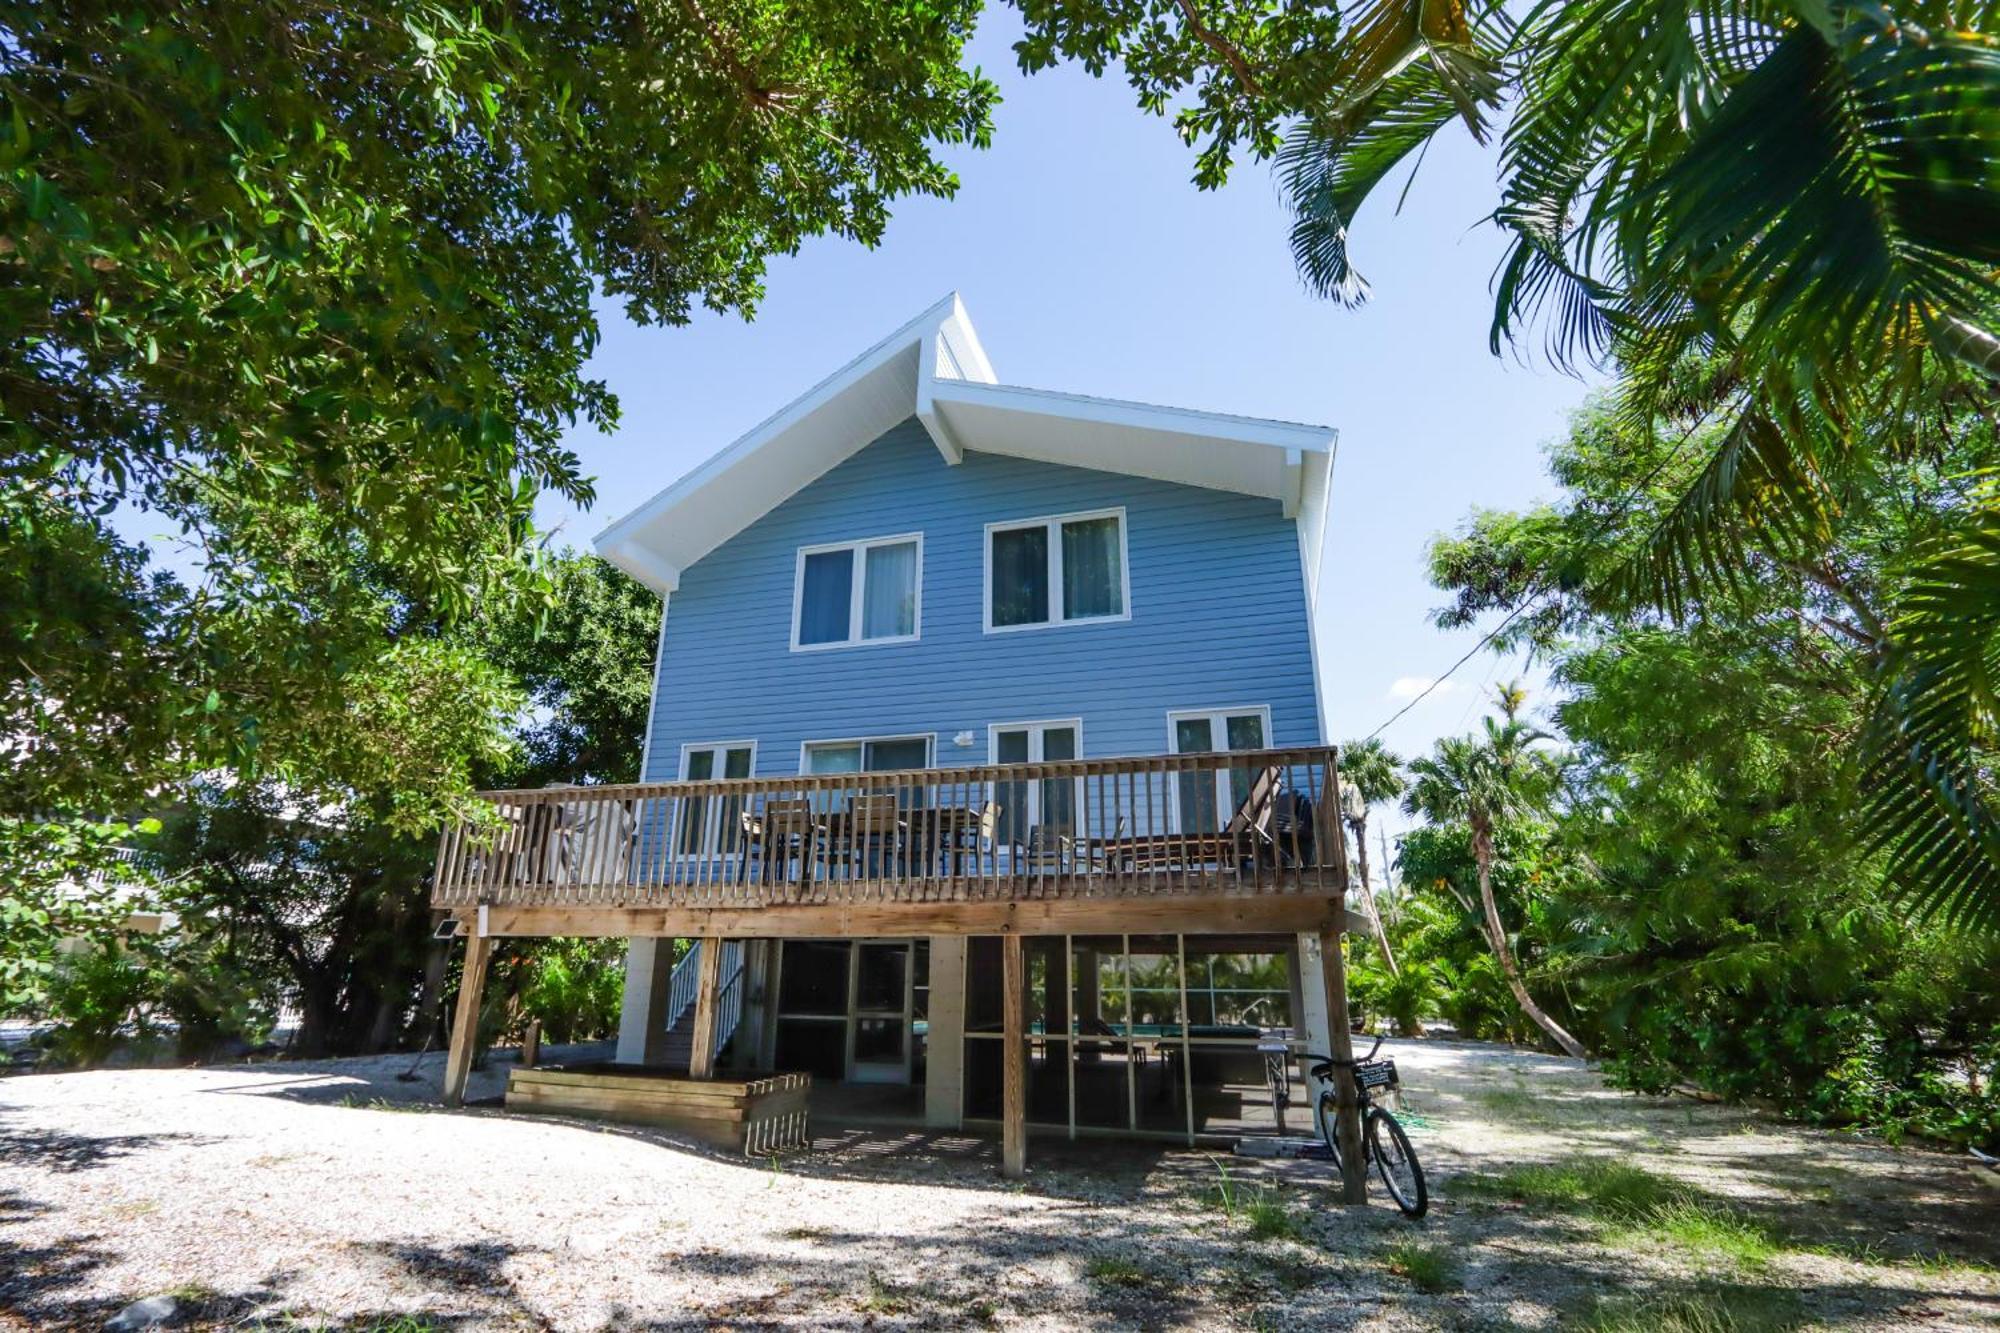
[537,12,1599,846]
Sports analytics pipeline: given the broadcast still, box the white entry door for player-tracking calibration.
[848,940,914,1084]
[989,720,1081,846]
[678,742,755,857]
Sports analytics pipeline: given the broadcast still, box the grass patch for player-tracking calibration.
[334,1094,432,1114]
[1456,1160,1688,1214]
[1614,1201,1782,1270]
[358,1319,448,1333]
[1459,1161,1795,1273]
[1582,1287,1803,1332]
[1243,1191,1306,1243]
[1904,1248,2000,1280]
[1383,1239,1459,1294]
[779,1224,828,1243]
[1085,1255,1154,1290]
[1473,1086,1542,1118]
[856,1273,922,1315]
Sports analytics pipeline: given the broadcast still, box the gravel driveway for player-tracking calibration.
[2,1039,1994,1330]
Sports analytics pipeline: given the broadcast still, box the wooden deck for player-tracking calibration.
[430,746,1350,936]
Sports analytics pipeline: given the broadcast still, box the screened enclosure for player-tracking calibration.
[961,933,1304,1141]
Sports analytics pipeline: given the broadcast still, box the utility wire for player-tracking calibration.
[1359,392,1735,743]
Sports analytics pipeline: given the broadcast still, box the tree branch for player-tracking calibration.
[1173,0,1264,97]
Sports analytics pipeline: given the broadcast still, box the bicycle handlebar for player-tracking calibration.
[1304,1035,1386,1070]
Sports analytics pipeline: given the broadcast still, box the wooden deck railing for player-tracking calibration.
[430,747,1346,911]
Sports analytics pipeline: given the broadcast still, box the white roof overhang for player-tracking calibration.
[594,294,1335,593]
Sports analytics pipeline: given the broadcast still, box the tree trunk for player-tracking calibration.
[1347,814,1399,976]
[1471,821,1587,1060]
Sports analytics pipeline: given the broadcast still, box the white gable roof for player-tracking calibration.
[594,294,1336,594]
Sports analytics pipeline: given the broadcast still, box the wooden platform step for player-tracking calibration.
[505,1063,811,1155]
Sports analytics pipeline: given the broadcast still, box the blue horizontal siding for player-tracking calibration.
[643,418,1321,781]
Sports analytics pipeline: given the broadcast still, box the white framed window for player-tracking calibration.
[988,719,1083,844]
[801,733,935,814]
[800,733,935,775]
[791,532,923,652]
[677,740,757,857]
[1166,706,1272,832]
[983,507,1130,633]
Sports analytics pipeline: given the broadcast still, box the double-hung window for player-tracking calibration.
[792,533,922,651]
[985,507,1129,632]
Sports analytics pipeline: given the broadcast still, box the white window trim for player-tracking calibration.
[790,531,925,653]
[678,738,760,780]
[986,718,1085,765]
[798,732,938,774]
[982,506,1132,634]
[1164,705,1275,833]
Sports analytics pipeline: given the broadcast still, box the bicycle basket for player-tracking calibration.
[1355,1058,1399,1091]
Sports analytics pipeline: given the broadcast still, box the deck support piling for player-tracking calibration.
[1318,922,1368,1204]
[688,936,724,1079]
[1001,932,1026,1179]
[442,927,494,1108]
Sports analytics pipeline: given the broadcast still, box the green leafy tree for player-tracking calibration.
[1338,736,1404,975]
[475,552,661,789]
[1404,686,1588,1057]
[1415,380,2000,1145]
[2,0,996,830]
[1018,0,2000,930]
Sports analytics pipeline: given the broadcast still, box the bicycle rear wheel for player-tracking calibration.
[1367,1108,1428,1218]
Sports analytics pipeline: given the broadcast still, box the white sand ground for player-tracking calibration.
[2,1038,1994,1330]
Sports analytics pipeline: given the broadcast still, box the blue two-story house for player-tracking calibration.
[432,296,1356,1170]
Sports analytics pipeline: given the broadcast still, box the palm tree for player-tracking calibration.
[1403,687,1588,1058]
[1338,737,1405,976]
[1277,0,2000,931]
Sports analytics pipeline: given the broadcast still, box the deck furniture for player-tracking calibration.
[748,798,826,885]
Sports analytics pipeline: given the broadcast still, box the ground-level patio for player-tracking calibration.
[3,1038,1994,1331]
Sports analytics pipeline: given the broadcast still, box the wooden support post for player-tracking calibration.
[520,1018,541,1070]
[442,929,494,1108]
[1319,923,1368,1204]
[688,936,724,1080]
[1001,933,1026,1179]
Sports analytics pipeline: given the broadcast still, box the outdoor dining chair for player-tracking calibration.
[749,798,825,884]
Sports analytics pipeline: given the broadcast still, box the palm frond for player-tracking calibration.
[1626,11,2000,392]
[1610,397,1846,619]
[1278,64,1463,305]
[1863,507,2000,933]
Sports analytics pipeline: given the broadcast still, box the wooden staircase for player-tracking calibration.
[654,939,747,1071]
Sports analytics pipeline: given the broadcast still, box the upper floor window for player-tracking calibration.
[984,507,1129,632]
[792,533,922,651]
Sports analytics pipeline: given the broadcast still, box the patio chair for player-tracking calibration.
[835,793,902,879]
[1016,823,1075,876]
[752,798,824,884]
[1222,764,1283,870]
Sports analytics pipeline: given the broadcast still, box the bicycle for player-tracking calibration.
[1308,1035,1428,1218]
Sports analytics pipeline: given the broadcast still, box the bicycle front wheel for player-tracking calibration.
[1367,1108,1428,1218]
[1314,1090,1344,1174]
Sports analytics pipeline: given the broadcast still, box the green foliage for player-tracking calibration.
[38,941,163,1068]
[512,938,626,1044]
[1382,1239,1459,1293]
[474,552,660,788]
[0,816,153,1011]
[141,780,442,1057]
[1402,375,2000,1147]
[1,0,996,839]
